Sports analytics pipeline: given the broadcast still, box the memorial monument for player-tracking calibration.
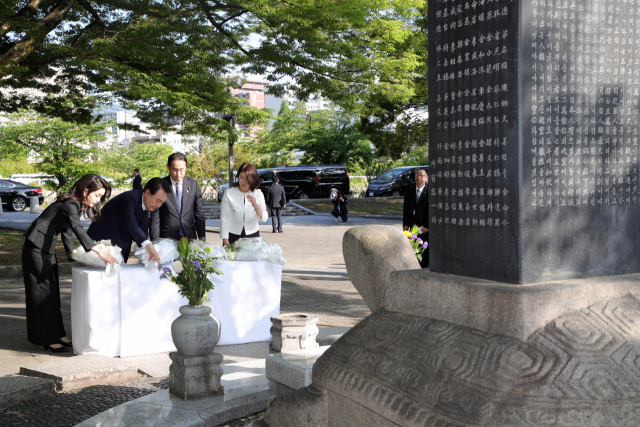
[428,0,639,284]
[255,0,640,425]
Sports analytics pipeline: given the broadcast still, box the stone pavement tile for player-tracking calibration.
[0,374,168,427]
[75,401,206,427]
[19,354,138,391]
[317,326,350,346]
[122,352,173,378]
[0,374,55,410]
[280,277,370,327]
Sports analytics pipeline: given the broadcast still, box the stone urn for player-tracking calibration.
[171,305,221,356]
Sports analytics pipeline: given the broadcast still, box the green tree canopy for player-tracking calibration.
[98,142,175,186]
[0,110,105,191]
[296,109,373,170]
[1,0,425,136]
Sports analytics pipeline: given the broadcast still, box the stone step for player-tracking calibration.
[0,375,56,410]
[19,354,138,391]
[75,358,275,427]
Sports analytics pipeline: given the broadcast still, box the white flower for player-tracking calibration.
[172,260,183,273]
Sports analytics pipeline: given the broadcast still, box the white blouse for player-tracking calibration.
[220,187,268,239]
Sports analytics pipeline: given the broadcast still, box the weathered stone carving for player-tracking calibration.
[260,384,328,427]
[310,296,640,426]
[343,226,421,312]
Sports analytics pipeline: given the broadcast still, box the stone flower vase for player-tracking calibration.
[171,305,221,356]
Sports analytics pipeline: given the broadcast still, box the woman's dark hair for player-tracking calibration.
[144,177,172,195]
[232,162,260,191]
[167,152,188,166]
[58,174,111,221]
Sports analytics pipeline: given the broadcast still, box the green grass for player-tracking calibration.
[296,197,403,216]
[0,227,80,266]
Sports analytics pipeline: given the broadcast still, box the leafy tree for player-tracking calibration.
[98,143,175,186]
[1,0,425,138]
[295,109,373,170]
[0,111,105,191]
[251,101,301,168]
[358,3,429,160]
[189,141,259,194]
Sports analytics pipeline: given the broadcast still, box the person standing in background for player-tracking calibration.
[403,168,429,268]
[132,168,142,190]
[149,153,206,242]
[331,192,349,222]
[266,173,286,233]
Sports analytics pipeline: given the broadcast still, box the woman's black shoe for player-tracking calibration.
[43,345,69,353]
[59,340,73,348]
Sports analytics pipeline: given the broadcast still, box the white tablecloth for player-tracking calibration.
[71,262,282,357]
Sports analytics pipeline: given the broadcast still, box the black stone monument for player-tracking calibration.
[429,0,640,284]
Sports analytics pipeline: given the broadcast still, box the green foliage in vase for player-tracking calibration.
[159,237,223,307]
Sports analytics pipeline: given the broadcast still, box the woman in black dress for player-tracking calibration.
[22,174,118,353]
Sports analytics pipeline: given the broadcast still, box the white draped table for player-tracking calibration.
[71,262,282,357]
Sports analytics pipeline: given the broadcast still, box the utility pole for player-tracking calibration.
[228,116,236,187]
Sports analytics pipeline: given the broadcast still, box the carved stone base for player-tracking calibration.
[270,313,319,353]
[262,295,640,426]
[168,351,224,400]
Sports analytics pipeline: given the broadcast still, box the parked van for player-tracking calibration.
[365,166,429,197]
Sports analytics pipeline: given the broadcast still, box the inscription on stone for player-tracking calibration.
[429,0,521,282]
[429,0,640,283]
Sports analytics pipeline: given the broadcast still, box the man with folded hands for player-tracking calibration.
[88,178,169,263]
[149,152,206,242]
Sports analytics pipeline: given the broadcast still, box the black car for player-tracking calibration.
[0,179,45,211]
[366,166,429,197]
[258,165,350,200]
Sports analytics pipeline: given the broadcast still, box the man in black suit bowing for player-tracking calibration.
[266,173,287,233]
[88,178,169,262]
[403,168,429,268]
[149,152,206,242]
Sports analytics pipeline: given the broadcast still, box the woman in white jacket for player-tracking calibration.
[220,162,268,245]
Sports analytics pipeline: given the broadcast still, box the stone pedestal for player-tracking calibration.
[266,346,329,397]
[168,351,223,400]
[270,313,319,353]
[259,226,640,426]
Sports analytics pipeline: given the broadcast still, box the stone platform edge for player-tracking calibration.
[0,262,80,283]
[385,269,640,341]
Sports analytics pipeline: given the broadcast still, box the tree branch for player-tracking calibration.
[75,0,107,30]
[0,0,76,68]
[198,0,250,56]
[0,0,44,38]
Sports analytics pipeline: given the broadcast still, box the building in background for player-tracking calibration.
[228,79,270,140]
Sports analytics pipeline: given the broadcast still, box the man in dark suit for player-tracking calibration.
[132,169,143,190]
[149,152,206,241]
[403,168,429,268]
[88,178,170,262]
[266,173,287,233]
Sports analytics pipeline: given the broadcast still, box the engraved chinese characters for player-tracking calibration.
[520,0,640,282]
[429,0,521,283]
[430,0,640,283]
[524,0,639,210]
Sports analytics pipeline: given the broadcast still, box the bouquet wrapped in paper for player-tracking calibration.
[228,238,286,266]
[188,240,225,264]
[72,240,124,276]
[134,238,180,270]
